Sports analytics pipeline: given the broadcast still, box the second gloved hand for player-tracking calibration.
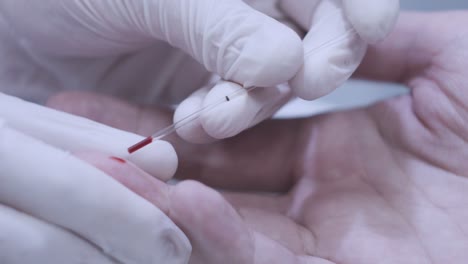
[0,93,190,264]
[0,0,303,143]
[0,0,302,106]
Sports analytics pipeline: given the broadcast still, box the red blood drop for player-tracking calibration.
[110,157,126,164]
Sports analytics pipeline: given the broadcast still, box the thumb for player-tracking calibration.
[281,0,368,100]
[279,0,399,100]
[342,0,400,44]
[175,82,292,142]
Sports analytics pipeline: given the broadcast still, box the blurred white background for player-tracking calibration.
[276,0,468,118]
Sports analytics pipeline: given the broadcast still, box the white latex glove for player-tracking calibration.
[0,0,398,143]
[175,0,400,142]
[279,0,400,99]
[0,0,302,105]
[0,93,190,264]
[0,0,303,147]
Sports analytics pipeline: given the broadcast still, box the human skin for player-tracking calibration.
[49,12,468,263]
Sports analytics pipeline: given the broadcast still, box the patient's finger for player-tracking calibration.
[81,153,256,263]
[354,12,435,83]
[84,153,328,264]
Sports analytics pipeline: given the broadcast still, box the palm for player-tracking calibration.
[220,106,468,264]
[48,12,468,264]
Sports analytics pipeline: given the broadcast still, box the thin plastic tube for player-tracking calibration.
[305,28,357,58]
[128,86,256,154]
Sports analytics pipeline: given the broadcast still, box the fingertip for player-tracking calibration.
[170,180,221,212]
[200,82,253,139]
[169,180,245,236]
[343,0,400,44]
[177,82,289,141]
[174,88,216,144]
[128,140,178,182]
[291,31,367,100]
[233,18,303,87]
[168,180,225,228]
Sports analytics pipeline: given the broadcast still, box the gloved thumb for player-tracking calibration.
[279,0,399,100]
[63,0,304,88]
[342,0,400,44]
[175,82,291,143]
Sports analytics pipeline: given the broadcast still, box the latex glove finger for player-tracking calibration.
[174,81,292,143]
[0,204,117,264]
[280,0,367,100]
[280,0,399,100]
[0,0,303,88]
[0,123,191,264]
[0,93,176,180]
[84,154,330,264]
[342,0,400,44]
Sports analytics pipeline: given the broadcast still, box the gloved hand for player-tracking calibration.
[0,0,398,144]
[174,0,400,142]
[0,93,190,264]
[0,0,302,141]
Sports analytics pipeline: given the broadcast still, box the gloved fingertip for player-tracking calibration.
[127,140,178,182]
[291,32,367,100]
[343,0,400,44]
[200,82,252,139]
[290,66,335,101]
[174,89,216,144]
[233,19,304,87]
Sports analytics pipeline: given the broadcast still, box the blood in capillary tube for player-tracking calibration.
[128,137,153,154]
